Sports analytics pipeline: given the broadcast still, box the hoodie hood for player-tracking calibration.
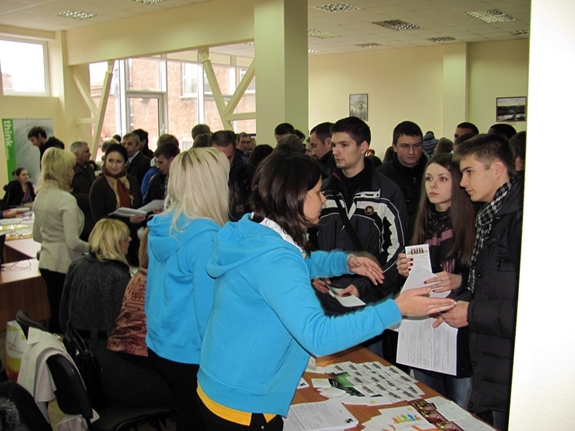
[148,212,219,263]
[206,213,300,279]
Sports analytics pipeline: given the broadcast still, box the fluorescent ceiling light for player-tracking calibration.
[356,43,382,48]
[372,20,422,31]
[316,3,359,13]
[428,37,457,42]
[308,29,344,39]
[465,10,515,23]
[308,48,322,53]
[509,30,529,36]
[134,0,166,3]
[58,10,98,20]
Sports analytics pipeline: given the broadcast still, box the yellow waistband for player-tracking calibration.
[197,384,276,426]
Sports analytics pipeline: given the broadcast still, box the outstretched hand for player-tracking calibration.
[394,287,456,317]
[347,255,384,286]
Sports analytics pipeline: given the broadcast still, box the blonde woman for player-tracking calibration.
[146,148,229,431]
[61,220,175,408]
[33,147,89,333]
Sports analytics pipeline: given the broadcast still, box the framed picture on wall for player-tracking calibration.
[349,94,368,121]
[496,97,527,122]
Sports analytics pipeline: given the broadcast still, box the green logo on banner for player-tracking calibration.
[2,119,17,178]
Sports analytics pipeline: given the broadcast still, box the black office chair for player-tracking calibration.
[15,310,171,431]
[15,309,46,338]
[47,354,170,431]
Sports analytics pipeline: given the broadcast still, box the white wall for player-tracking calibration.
[509,0,575,428]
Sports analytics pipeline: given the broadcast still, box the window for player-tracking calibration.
[182,63,199,97]
[0,39,49,96]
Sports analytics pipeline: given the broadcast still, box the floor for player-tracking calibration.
[0,329,176,430]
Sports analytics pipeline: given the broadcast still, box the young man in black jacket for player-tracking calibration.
[438,133,523,431]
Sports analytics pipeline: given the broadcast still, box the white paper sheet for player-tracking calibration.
[396,318,458,376]
[284,399,358,431]
[401,265,447,298]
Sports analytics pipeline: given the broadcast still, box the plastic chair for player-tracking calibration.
[15,310,171,431]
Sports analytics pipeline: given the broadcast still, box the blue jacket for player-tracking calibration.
[145,212,220,364]
[198,214,402,417]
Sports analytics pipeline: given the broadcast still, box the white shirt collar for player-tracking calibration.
[258,217,303,254]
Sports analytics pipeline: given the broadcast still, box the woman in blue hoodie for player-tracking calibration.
[197,148,457,431]
[146,148,229,431]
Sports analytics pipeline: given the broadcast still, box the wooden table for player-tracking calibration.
[0,259,49,330]
[3,237,41,263]
[293,346,441,430]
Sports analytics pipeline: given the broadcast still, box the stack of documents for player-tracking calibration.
[362,398,496,431]
[309,361,423,406]
[284,399,358,431]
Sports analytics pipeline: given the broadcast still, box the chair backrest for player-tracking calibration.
[46,354,94,423]
[15,309,46,339]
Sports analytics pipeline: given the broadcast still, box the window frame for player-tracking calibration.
[0,37,50,97]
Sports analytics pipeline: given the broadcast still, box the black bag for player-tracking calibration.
[63,321,108,410]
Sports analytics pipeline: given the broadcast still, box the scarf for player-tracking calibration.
[467,176,516,293]
[103,166,132,209]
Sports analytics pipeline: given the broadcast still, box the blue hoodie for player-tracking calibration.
[146,212,220,364]
[198,214,402,417]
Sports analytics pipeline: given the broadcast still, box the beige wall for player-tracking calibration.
[468,39,529,133]
[309,39,529,156]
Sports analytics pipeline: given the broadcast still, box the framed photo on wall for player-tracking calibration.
[349,94,368,121]
[496,96,526,122]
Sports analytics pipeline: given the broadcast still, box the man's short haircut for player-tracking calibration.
[331,117,371,146]
[392,121,423,145]
[157,134,180,148]
[456,122,479,134]
[434,138,453,155]
[154,142,180,159]
[294,129,306,141]
[488,123,517,140]
[193,132,212,148]
[277,135,305,153]
[236,132,250,143]
[122,132,140,145]
[191,124,211,139]
[210,130,236,149]
[310,122,334,144]
[509,131,526,161]
[454,132,477,147]
[132,128,148,143]
[27,126,47,139]
[274,123,295,136]
[454,133,516,176]
[70,141,88,154]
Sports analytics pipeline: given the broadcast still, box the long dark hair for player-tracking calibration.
[250,148,322,250]
[411,153,475,268]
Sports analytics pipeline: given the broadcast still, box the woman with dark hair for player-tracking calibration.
[197,148,456,431]
[247,144,273,169]
[2,167,35,210]
[396,153,476,407]
[89,143,145,266]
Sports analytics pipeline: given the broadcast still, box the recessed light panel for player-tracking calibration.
[372,20,422,31]
[428,37,457,42]
[134,0,165,3]
[308,48,322,53]
[58,10,98,20]
[465,10,515,23]
[316,3,359,13]
[308,29,344,39]
[356,43,382,48]
[509,30,529,36]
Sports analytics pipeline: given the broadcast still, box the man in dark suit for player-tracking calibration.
[122,132,151,186]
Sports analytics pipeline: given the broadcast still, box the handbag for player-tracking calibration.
[63,321,109,410]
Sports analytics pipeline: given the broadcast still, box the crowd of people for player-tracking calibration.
[11,117,524,431]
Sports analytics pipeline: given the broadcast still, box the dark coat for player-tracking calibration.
[458,177,523,415]
[376,152,427,237]
[2,180,35,210]
[319,150,337,180]
[127,152,152,186]
[71,163,96,241]
[89,175,143,266]
[143,172,166,204]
